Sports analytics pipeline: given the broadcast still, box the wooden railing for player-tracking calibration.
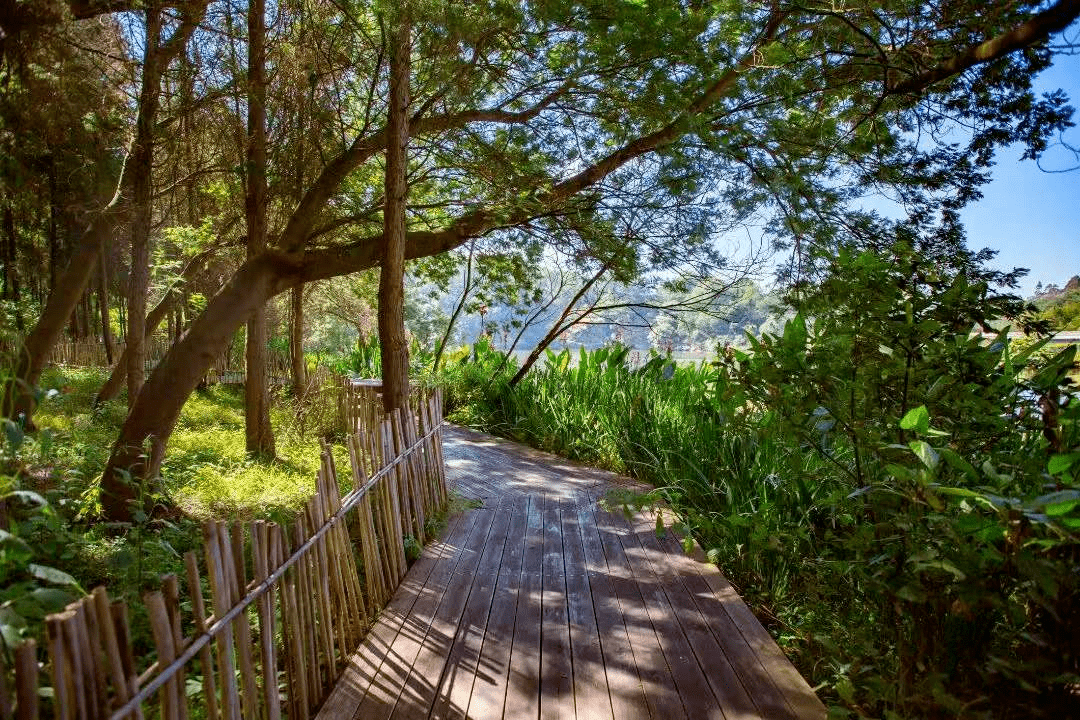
[1,389,448,720]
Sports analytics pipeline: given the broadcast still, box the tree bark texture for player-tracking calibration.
[244,0,274,457]
[378,16,411,414]
[126,5,164,409]
[290,284,305,396]
[3,208,121,421]
[94,251,211,406]
[98,253,115,364]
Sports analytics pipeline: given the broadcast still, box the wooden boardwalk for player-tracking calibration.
[317,427,826,720]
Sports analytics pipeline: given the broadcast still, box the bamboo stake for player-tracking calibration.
[251,521,281,720]
[292,518,319,699]
[74,597,107,716]
[223,524,258,720]
[201,524,241,720]
[275,525,308,720]
[144,592,179,720]
[161,576,188,720]
[108,602,141,718]
[13,640,37,720]
[348,436,386,608]
[182,554,219,720]
[304,498,337,688]
[57,610,89,720]
[45,615,71,720]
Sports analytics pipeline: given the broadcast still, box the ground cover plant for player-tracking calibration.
[438,240,1080,718]
[0,364,347,675]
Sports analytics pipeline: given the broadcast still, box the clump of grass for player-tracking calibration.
[33,367,344,520]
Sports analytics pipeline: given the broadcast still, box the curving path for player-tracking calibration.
[317,426,827,720]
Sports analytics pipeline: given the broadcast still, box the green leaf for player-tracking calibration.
[29,587,75,612]
[909,441,939,471]
[937,447,977,479]
[3,419,24,450]
[28,564,78,587]
[899,405,929,434]
[1045,500,1079,517]
[1048,453,1080,475]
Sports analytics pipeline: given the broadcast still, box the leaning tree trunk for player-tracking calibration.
[100,257,286,520]
[378,15,411,414]
[244,0,274,456]
[2,206,122,422]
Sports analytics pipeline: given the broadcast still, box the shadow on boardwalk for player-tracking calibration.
[317,426,827,720]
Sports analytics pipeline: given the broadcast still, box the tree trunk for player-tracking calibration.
[509,264,608,386]
[127,6,165,409]
[432,242,473,373]
[2,207,121,422]
[378,15,411,414]
[95,251,212,406]
[290,284,305,396]
[100,256,286,520]
[244,0,274,457]
[99,253,115,365]
[2,205,23,333]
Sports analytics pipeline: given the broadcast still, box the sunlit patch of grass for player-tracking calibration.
[31,367,343,520]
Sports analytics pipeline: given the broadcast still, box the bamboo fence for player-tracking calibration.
[1,387,448,720]
[45,339,293,388]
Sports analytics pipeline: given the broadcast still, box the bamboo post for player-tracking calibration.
[182,554,219,720]
[45,614,71,720]
[251,521,281,720]
[222,524,258,720]
[202,523,241,720]
[144,592,179,720]
[108,602,141,715]
[275,525,308,720]
[161,575,188,720]
[13,640,37,720]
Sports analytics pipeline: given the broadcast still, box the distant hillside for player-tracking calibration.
[1032,275,1080,330]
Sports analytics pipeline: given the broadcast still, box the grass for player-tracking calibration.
[34,366,348,520]
[436,342,1080,717]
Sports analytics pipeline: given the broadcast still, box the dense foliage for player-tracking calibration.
[438,243,1080,717]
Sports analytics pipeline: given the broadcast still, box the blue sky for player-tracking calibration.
[962,51,1080,296]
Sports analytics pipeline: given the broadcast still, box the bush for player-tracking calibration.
[439,239,1080,717]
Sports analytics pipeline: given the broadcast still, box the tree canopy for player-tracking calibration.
[1,0,1077,516]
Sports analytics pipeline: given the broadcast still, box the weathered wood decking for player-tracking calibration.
[317,427,826,719]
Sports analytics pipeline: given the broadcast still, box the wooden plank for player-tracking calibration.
[574,502,649,720]
[388,503,499,719]
[503,494,546,720]
[560,503,613,720]
[353,504,490,719]
[623,514,765,720]
[463,494,530,719]
[427,495,514,720]
[589,504,688,720]
[315,509,477,719]
[596,507,722,719]
[656,527,826,719]
[539,500,573,720]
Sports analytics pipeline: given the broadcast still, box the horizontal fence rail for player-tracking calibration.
[3,387,448,720]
